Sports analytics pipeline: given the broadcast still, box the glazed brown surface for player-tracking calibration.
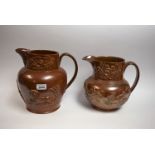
[16,48,78,114]
[83,56,140,111]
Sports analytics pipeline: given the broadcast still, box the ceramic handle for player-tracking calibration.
[124,61,140,92]
[60,53,78,89]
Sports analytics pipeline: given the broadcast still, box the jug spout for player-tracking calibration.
[82,55,96,63]
[16,48,30,66]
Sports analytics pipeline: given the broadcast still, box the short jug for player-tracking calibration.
[16,48,78,114]
[83,56,140,111]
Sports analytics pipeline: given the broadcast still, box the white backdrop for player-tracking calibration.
[0,25,154,128]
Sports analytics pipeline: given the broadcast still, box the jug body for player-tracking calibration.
[16,48,78,114]
[83,56,140,111]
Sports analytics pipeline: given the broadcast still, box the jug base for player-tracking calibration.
[91,104,120,112]
[26,106,60,114]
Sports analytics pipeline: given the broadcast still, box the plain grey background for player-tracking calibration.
[0,25,154,128]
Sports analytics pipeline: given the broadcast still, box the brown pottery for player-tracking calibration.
[16,48,78,114]
[83,56,140,111]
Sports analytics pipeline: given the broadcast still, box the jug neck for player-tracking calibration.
[83,56,125,81]
[16,49,60,71]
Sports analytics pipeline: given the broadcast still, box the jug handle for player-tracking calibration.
[124,61,140,92]
[60,53,78,89]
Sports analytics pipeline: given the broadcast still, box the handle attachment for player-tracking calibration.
[124,61,140,92]
[60,53,78,89]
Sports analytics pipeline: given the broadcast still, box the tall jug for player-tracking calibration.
[16,48,78,114]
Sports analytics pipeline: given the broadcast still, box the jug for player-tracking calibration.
[83,56,140,111]
[16,48,78,114]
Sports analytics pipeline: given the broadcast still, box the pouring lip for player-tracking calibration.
[30,50,59,55]
[15,48,30,53]
[82,55,95,60]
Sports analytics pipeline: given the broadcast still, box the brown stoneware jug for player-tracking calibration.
[83,56,140,111]
[16,48,78,114]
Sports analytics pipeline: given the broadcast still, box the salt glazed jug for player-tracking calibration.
[83,56,140,111]
[16,48,78,114]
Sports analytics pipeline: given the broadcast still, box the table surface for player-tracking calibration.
[0,25,154,128]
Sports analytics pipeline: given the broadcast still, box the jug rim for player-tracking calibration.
[95,56,125,63]
[30,50,59,55]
